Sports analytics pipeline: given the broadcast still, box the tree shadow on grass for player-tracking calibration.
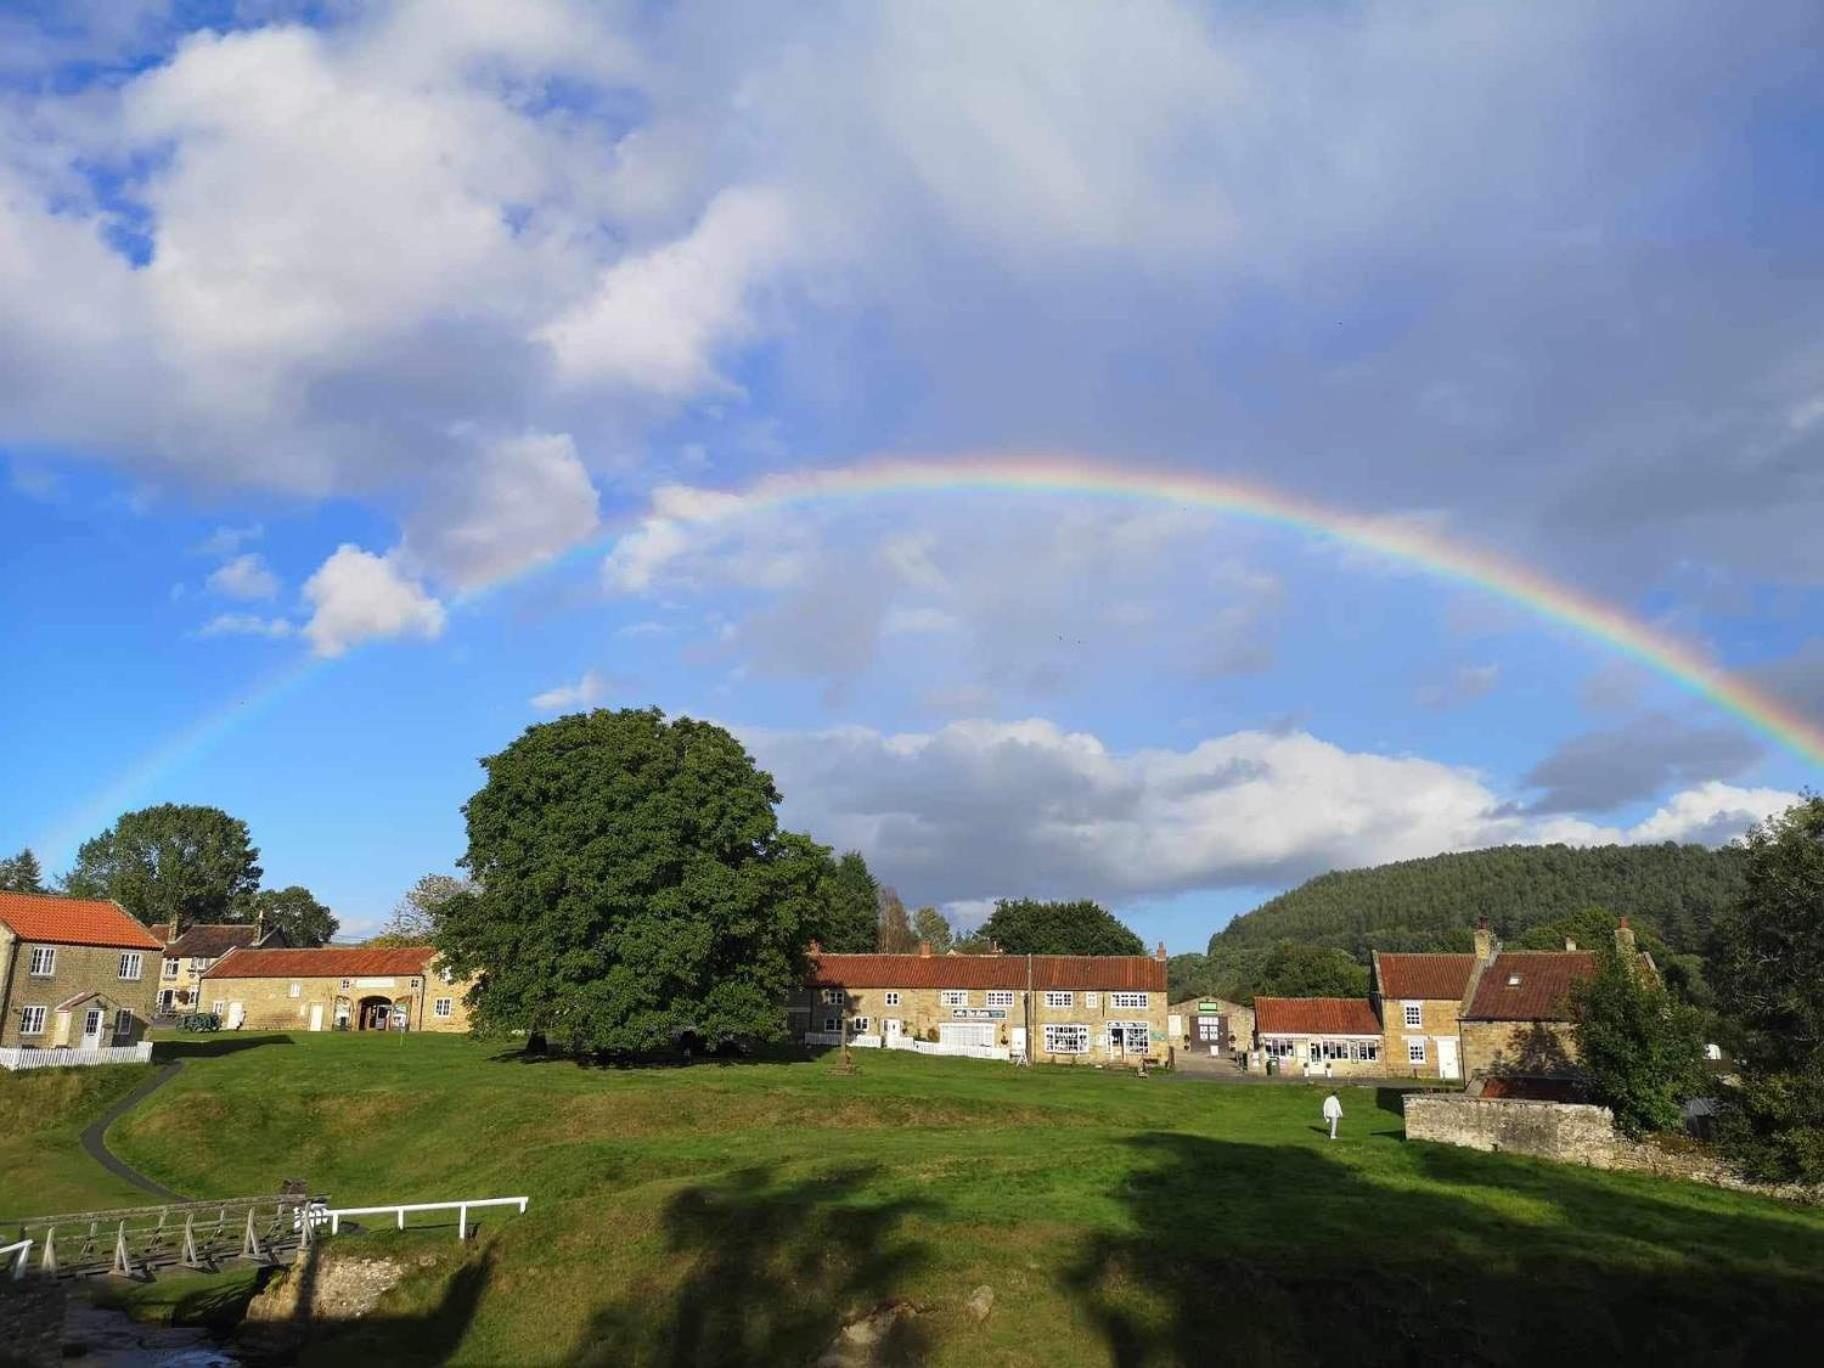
[154,1034,294,1061]
[1064,1132,1824,1366]
[570,1164,934,1367]
[488,1040,815,1070]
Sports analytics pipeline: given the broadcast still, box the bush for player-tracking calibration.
[177,1012,221,1033]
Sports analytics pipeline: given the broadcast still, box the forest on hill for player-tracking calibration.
[1212,842,1745,960]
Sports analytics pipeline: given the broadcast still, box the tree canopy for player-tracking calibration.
[1167,941,1368,1005]
[1711,796,1824,1183]
[979,899,1145,957]
[1214,842,1746,960]
[371,873,473,945]
[814,851,880,953]
[1571,947,1706,1138]
[876,885,918,953]
[0,847,44,893]
[911,906,953,955]
[62,803,263,927]
[248,885,338,947]
[435,708,826,1054]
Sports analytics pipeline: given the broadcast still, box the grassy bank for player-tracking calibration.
[8,1034,1824,1363]
[0,1064,159,1215]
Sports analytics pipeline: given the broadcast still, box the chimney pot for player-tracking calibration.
[1472,917,1495,962]
[918,940,931,957]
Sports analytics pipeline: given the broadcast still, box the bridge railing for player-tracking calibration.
[322,1196,529,1240]
[4,1194,324,1279]
[3,1238,31,1280]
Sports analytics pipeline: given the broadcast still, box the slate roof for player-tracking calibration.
[1253,996,1383,1036]
[166,923,270,960]
[1462,952,1597,1022]
[0,891,164,950]
[202,946,437,980]
[1377,953,1477,1001]
[805,952,1167,993]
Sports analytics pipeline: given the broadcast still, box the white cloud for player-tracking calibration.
[401,431,600,590]
[206,552,279,600]
[301,544,445,658]
[530,669,609,712]
[196,612,293,640]
[1621,782,1800,846]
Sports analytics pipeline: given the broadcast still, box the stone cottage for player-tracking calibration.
[0,891,161,1058]
[200,945,474,1033]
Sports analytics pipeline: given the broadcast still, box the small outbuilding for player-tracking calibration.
[200,946,474,1034]
[1252,996,1385,1076]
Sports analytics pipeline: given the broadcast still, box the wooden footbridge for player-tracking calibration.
[3,1191,529,1282]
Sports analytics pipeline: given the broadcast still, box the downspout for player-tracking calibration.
[1025,953,1034,1064]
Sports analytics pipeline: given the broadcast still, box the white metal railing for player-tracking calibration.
[321,1196,529,1241]
[3,1238,31,1281]
[0,1042,154,1071]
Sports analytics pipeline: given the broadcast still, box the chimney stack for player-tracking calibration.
[1155,940,1167,961]
[1473,916,1494,962]
[809,938,822,955]
[918,940,932,958]
[1614,916,1635,954]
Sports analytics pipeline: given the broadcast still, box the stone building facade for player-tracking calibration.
[794,943,1169,1068]
[1252,996,1387,1076]
[1167,997,1252,1057]
[1370,952,1476,1081]
[0,891,161,1052]
[201,946,475,1034]
[154,919,288,1016]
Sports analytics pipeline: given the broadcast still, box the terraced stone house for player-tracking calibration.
[154,918,288,1016]
[0,891,161,1059]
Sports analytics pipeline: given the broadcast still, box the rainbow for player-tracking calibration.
[38,451,1821,860]
[537,451,1824,767]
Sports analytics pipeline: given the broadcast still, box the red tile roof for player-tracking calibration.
[202,946,437,980]
[805,951,1167,993]
[1463,952,1596,1021]
[0,891,163,950]
[1254,996,1383,1036]
[1377,953,1476,1001]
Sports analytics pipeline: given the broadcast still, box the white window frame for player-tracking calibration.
[1043,1023,1089,1055]
[1084,991,1099,1010]
[19,1005,46,1036]
[1407,1039,1427,1064]
[114,1008,134,1038]
[985,990,1014,1008]
[883,991,901,1007]
[27,947,55,977]
[823,1016,838,1032]
[940,990,969,1007]
[191,958,209,974]
[849,1016,870,1034]
[212,1000,226,1017]
[1110,992,1149,1010]
[434,997,454,1018]
[821,988,845,1005]
[162,958,178,979]
[288,982,301,998]
[118,952,143,981]
[1044,991,1073,1008]
[1403,1002,1423,1028]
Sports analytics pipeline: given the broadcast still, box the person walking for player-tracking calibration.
[1322,1091,1343,1141]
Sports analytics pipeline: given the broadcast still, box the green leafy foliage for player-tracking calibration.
[911,906,953,954]
[1711,796,1824,1183]
[62,803,263,926]
[814,851,880,952]
[980,899,1145,957]
[1214,842,1746,960]
[1570,949,1706,1137]
[246,884,338,947]
[1167,941,1367,1005]
[0,846,45,892]
[436,708,826,1054]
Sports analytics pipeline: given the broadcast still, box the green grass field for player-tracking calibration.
[5,1035,1823,1365]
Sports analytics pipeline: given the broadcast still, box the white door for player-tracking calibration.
[226,1001,245,1030]
[81,1008,104,1048]
[1011,1026,1026,1058]
[883,1018,902,1045]
[309,1003,325,1032]
[1437,1037,1460,1081]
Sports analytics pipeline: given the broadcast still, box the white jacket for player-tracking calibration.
[1322,1096,1343,1121]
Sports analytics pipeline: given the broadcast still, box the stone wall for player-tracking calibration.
[1459,1018,1579,1080]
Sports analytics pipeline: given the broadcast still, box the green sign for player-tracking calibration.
[1198,1001,1220,1014]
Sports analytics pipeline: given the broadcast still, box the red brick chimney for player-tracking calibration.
[1154,940,1167,961]
[918,940,931,958]
[808,939,822,955]
[1614,917,1636,954]
[1473,916,1494,962]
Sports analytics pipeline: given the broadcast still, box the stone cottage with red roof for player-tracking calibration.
[155,918,288,1016]
[1370,949,1478,1081]
[0,891,162,1059]
[201,945,474,1034]
[1252,996,1386,1076]
[795,940,1169,1067]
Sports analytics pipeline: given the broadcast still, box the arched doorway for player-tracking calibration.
[356,995,396,1031]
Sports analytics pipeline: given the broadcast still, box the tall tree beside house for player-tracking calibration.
[876,886,918,953]
[911,906,953,954]
[435,708,828,1054]
[816,851,881,953]
[0,847,44,892]
[61,803,263,928]
[370,873,473,945]
[244,885,339,947]
[1516,905,1711,1008]
[1710,795,1824,1184]
[980,898,1145,957]
[1570,946,1706,1138]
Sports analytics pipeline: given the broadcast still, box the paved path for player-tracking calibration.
[79,1061,189,1203]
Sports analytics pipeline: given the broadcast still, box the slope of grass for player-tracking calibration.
[40,1033,1824,1364]
[0,1064,160,1216]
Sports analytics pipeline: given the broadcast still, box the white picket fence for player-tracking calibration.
[0,1042,153,1071]
[803,1031,1011,1063]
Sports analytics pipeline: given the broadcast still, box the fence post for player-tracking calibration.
[458,1204,467,1240]
[41,1227,56,1275]
[396,1207,405,1231]
[112,1221,132,1277]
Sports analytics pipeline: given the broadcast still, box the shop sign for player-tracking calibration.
[951,1008,1007,1020]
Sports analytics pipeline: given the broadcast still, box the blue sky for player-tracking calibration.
[2,1,1821,946]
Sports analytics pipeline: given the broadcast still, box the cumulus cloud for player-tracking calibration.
[1521,714,1763,814]
[301,544,445,658]
[530,670,610,712]
[196,612,294,640]
[739,716,1801,908]
[206,553,279,601]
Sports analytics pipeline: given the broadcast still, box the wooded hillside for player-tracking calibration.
[1210,842,1746,960]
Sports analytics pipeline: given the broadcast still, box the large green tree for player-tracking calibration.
[0,847,44,893]
[62,803,262,927]
[246,885,338,947]
[1250,941,1368,1000]
[1710,796,1824,1183]
[911,906,953,955]
[435,708,827,1054]
[980,898,1145,957]
[814,851,880,953]
[1570,948,1706,1138]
